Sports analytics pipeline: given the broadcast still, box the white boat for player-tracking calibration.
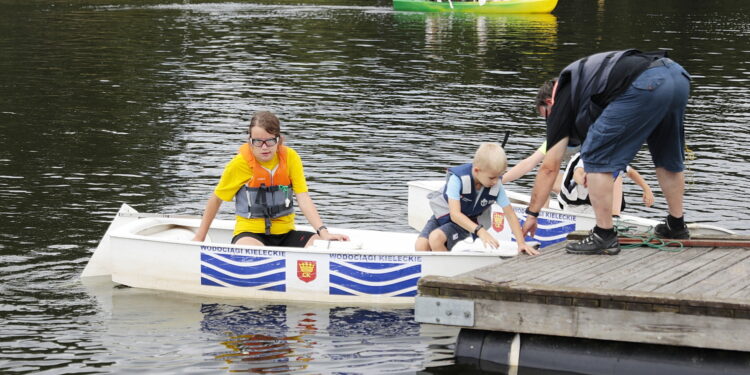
[408,180,734,247]
[81,204,521,305]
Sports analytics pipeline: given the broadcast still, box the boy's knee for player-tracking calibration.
[428,229,447,249]
[415,237,430,251]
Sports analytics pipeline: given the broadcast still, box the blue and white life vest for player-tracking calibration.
[428,163,500,225]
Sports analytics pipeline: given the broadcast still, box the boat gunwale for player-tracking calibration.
[108,216,510,259]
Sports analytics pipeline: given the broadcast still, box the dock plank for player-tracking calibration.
[654,248,750,295]
[526,249,650,285]
[549,248,661,287]
[625,248,735,292]
[582,247,711,291]
[682,251,750,298]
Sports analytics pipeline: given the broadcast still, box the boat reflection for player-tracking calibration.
[81,277,456,374]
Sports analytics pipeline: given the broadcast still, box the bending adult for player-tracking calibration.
[521,49,691,255]
[193,111,349,247]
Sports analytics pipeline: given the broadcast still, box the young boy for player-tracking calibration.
[415,143,539,255]
[557,152,655,215]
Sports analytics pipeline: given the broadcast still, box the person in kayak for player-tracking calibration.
[415,142,539,255]
[192,110,349,247]
[522,49,691,255]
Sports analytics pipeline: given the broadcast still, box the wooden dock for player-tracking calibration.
[415,238,750,352]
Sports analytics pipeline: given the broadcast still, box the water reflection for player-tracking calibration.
[81,278,455,374]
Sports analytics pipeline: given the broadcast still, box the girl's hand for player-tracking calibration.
[321,232,350,242]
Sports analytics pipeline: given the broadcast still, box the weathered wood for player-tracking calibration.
[418,241,750,352]
[583,247,709,291]
[472,298,750,352]
[653,249,750,294]
[567,230,750,247]
[530,248,650,285]
[625,248,732,292]
[419,275,750,313]
[553,249,660,287]
[681,253,750,298]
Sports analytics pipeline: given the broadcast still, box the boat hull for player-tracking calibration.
[85,204,507,305]
[408,180,734,248]
[393,0,558,14]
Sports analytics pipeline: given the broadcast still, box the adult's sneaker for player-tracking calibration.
[566,231,621,255]
[654,219,690,239]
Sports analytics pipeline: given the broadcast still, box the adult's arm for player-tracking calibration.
[521,137,568,236]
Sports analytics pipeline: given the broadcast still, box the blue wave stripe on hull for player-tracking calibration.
[330,262,421,283]
[201,267,286,288]
[329,275,421,295]
[260,284,286,292]
[519,218,576,247]
[201,253,285,275]
[345,261,412,270]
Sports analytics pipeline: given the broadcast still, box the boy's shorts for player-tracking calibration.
[581,58,690,173]
[418,216,470,251]
[232,230,315,247]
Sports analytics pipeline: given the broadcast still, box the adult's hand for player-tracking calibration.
[522,215,538,238]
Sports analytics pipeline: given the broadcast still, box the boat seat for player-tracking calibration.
[138,224,211,243]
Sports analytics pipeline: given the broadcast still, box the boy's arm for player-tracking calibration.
[502,204,540,255]
[448,199,499,248]
[626,167,654,207]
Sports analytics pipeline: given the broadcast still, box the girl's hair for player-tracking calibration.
[473,142,507,174]
[249,111,282,145]
[535,79,557,107]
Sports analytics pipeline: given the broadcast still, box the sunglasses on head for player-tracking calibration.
[250,137,279,147]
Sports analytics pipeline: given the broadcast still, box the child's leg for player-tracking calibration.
[428,222,470,252]
[415,237,431,251]
[416,216,440,251]
[428,229,450,252]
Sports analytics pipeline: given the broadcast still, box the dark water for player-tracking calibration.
[1,0,749,373]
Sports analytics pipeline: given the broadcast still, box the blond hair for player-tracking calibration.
[473,143,507,174]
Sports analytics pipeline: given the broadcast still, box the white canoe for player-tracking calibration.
[408,180,734,247]
[81,204,519,305]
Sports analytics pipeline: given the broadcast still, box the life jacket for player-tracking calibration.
[557,152,627,212]
[428,163,500,225]
[558,153,590,206]
[234,143,294,234]
[559,49,636,138]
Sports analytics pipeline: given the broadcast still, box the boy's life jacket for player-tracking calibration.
[234,143,295,234]
[428,163,500,226]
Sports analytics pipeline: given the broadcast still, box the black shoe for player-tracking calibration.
[654,220,690,239]
[566,231,621,255]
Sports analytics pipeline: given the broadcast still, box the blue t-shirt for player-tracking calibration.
[445,174,510,208]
